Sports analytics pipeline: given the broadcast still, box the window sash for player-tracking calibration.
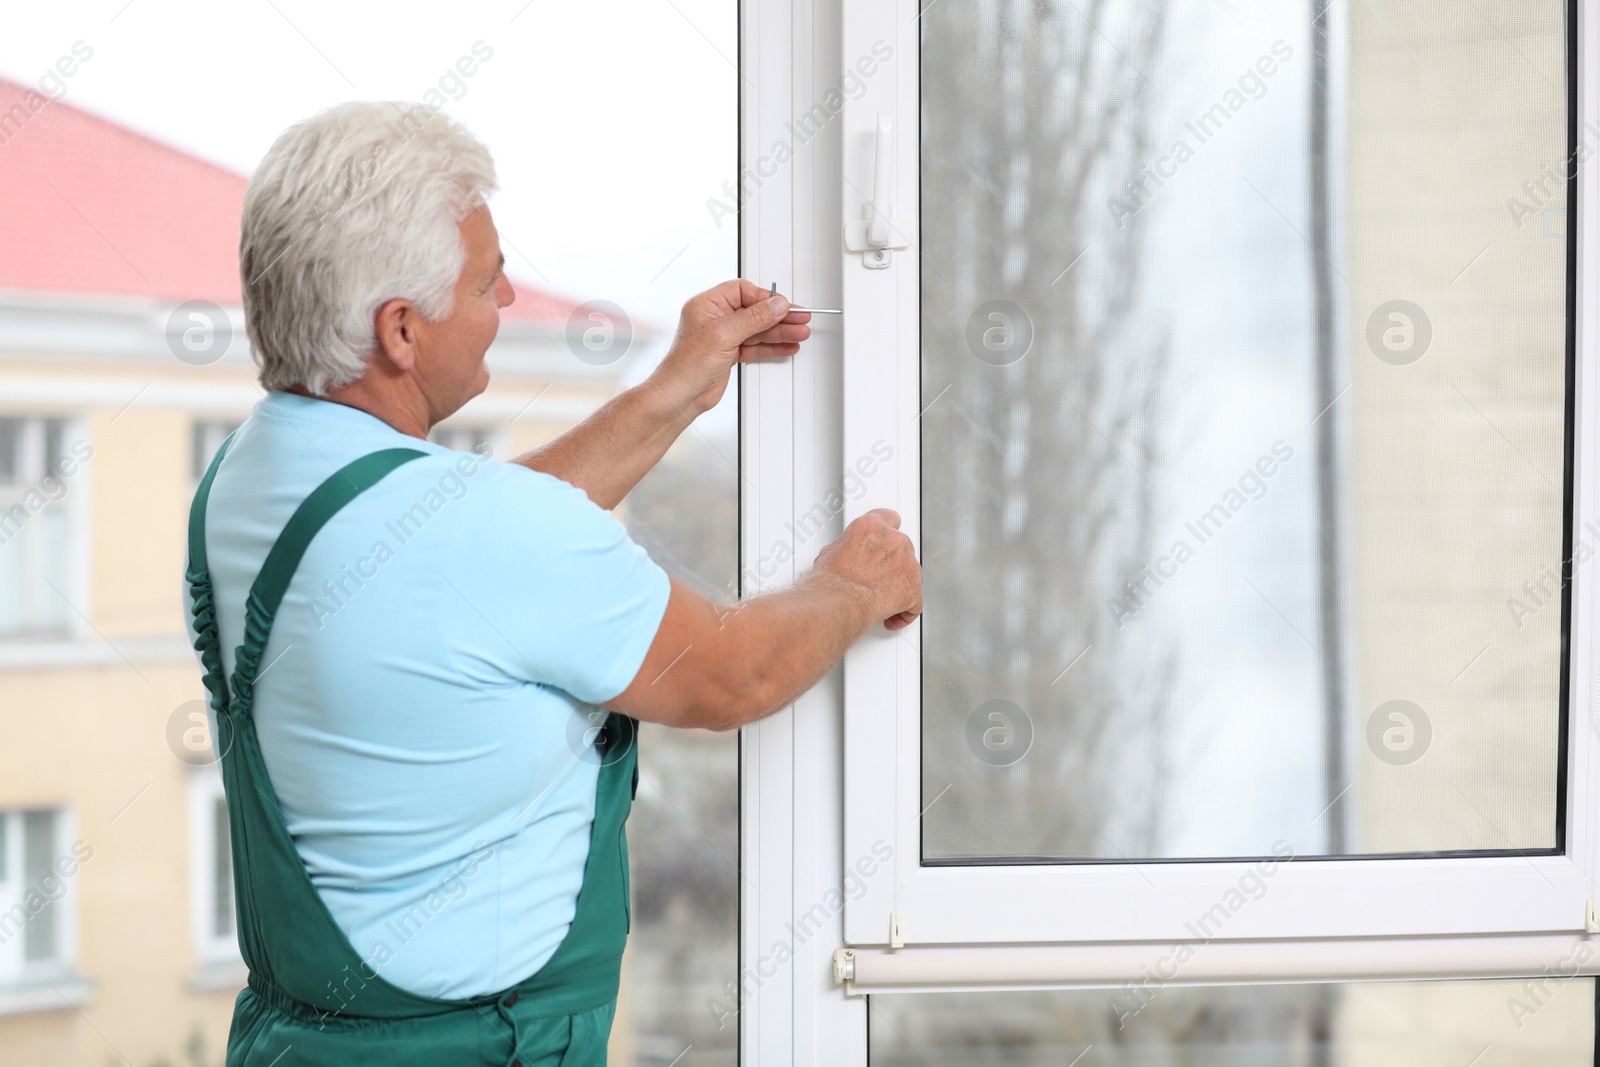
[20,811,57,963]
[837,0,1597,959]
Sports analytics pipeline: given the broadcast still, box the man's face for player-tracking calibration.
[414,205,514,424]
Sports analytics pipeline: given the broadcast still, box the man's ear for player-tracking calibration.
[373,298,420,373]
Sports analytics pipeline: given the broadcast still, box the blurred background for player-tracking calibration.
[0,1,738,1064]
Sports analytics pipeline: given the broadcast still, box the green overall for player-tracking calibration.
[187,441,636,1066]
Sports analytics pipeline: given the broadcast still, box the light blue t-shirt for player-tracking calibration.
[187,391,669,997]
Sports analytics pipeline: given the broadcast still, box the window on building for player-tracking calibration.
[0,416,84,639]
[0,808,81,981]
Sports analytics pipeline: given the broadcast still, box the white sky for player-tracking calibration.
[0,0,739,330]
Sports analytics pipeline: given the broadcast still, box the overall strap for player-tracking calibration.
[187,434,236,719]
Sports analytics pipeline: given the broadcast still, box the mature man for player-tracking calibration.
[185,101,920,1065]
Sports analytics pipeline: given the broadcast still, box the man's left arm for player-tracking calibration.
[510,279,812,510]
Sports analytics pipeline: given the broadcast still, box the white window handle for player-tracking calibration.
[867,113,894,248]
[844,112,910,259]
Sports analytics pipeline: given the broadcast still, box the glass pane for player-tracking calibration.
[871,979,1596,1066]
[0,518,24,635]
[35,507,69,632]
[42,418,64,477]
[22,810,57,962]
[0,418,71,636]
[0,417,29,636]
[919,1,1569,860]
[0,418,20,483]
[211,797,233,940]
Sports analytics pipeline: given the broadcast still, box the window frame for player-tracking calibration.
[737,0,868,1059]
[833,0,1598,968]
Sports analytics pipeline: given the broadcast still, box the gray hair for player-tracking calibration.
[240,101,498,395]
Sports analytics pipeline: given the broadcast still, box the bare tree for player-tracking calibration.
[919,0,1179,861]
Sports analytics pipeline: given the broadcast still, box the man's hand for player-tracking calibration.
[648,280,814,418]
[606,512,922,731]
[813,509,923,631]
[514,279,812,508]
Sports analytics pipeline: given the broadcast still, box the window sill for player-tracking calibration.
[185,959,247,993]
[0,972,95,1018]
[0,635,194,671]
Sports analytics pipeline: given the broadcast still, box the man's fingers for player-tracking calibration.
[739,342,802,362]
[685,280,784,322]
[722,294,790,344]
[748,322,812,343]
[866,508,902,529]
[741,322,812,347]
[689,281,818,352]
[736,278,774,309]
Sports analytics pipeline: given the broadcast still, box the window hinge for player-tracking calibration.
[890,911,905,949]
[1586,897,1599,934]
[832,947,859,996]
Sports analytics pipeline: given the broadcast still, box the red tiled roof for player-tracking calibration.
[0,76,570,322]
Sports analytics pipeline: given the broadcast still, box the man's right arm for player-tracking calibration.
[604,509,922,732]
